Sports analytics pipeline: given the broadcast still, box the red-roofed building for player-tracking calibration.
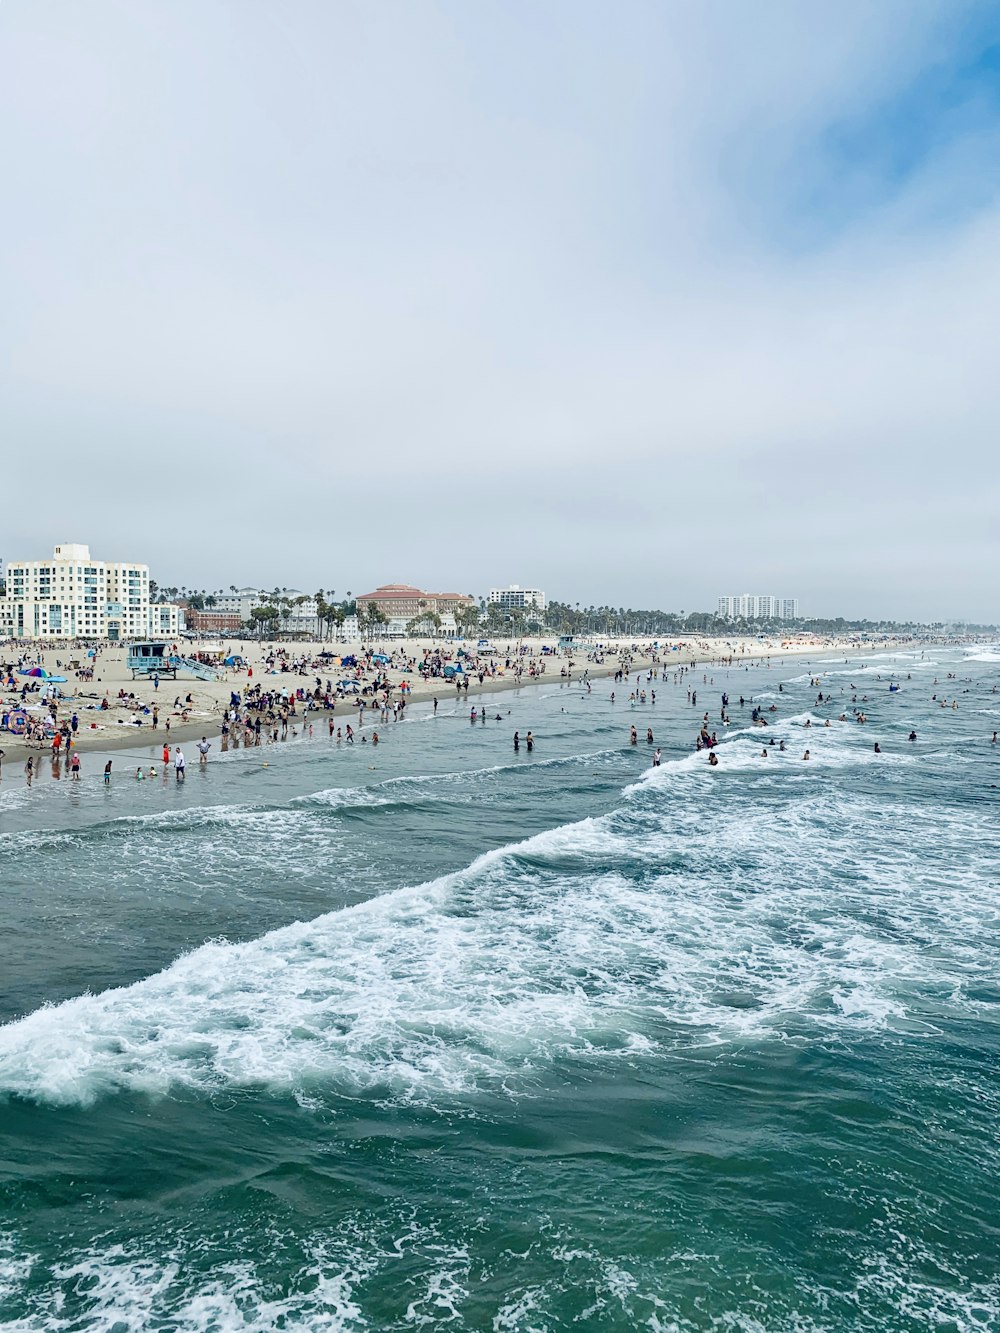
[356,584,474,635]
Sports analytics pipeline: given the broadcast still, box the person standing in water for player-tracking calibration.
[24,756,34,786]
[104,759,112,785]
[652,748,661,766]
[174,746,186,781]
[513,731,520,751]
[525,731,534,752]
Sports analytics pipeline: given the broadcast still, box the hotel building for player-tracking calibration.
[488,584,547,613]
[356,584,474,636]
[0,543,182,642]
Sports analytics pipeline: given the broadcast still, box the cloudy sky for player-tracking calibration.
[2,2,999,620]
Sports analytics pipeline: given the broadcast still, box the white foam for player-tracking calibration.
[1,743,995,1113]
[0,1230,378,1332]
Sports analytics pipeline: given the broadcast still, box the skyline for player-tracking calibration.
[3,536,996,625]
[3,3,1000,619]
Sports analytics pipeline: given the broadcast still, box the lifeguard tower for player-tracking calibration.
[127,641,177,680]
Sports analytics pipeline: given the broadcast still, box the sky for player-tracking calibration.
[2,1,999,622]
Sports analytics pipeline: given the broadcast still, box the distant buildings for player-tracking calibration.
[356,584,474,637]
[0,543,183,642]
[192,588,322,636]
[488,584,546,613]
[718,594,799,621]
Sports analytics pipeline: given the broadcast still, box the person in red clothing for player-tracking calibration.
[162,742,170,765]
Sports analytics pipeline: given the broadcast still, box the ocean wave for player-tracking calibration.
[0,754,994,1112]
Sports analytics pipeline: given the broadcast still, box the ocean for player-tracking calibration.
[1,648,998,1331]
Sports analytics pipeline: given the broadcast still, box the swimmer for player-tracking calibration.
[802,749,811,760]
[708,752,719,766]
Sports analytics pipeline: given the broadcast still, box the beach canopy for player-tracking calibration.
[19,667,50,678]
[371,653,390,664]
[45,675,68,683]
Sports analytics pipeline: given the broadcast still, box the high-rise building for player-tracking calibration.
[717,592,799,622]
[0,543,182,641]
[488,584,547,613]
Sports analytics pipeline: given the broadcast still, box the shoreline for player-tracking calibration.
[0,635,925,774]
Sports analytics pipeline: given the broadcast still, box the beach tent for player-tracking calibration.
[341,655,357,667]
[371,654,390,665]
[338,680,361,691]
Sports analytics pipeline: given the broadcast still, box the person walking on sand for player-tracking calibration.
[174,746,186,780]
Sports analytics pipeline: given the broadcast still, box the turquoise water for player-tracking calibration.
[1,650,999,1330]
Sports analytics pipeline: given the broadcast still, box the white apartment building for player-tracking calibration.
[209,588,323,635]
[488,584,547,613]
[0,543,181,642]
[717,593,799,621]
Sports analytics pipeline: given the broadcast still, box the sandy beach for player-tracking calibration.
[0,632,918,769]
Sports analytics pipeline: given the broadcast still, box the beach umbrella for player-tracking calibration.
[19,667,50,678]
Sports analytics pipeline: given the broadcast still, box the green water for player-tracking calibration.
[0,650,998,1329]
